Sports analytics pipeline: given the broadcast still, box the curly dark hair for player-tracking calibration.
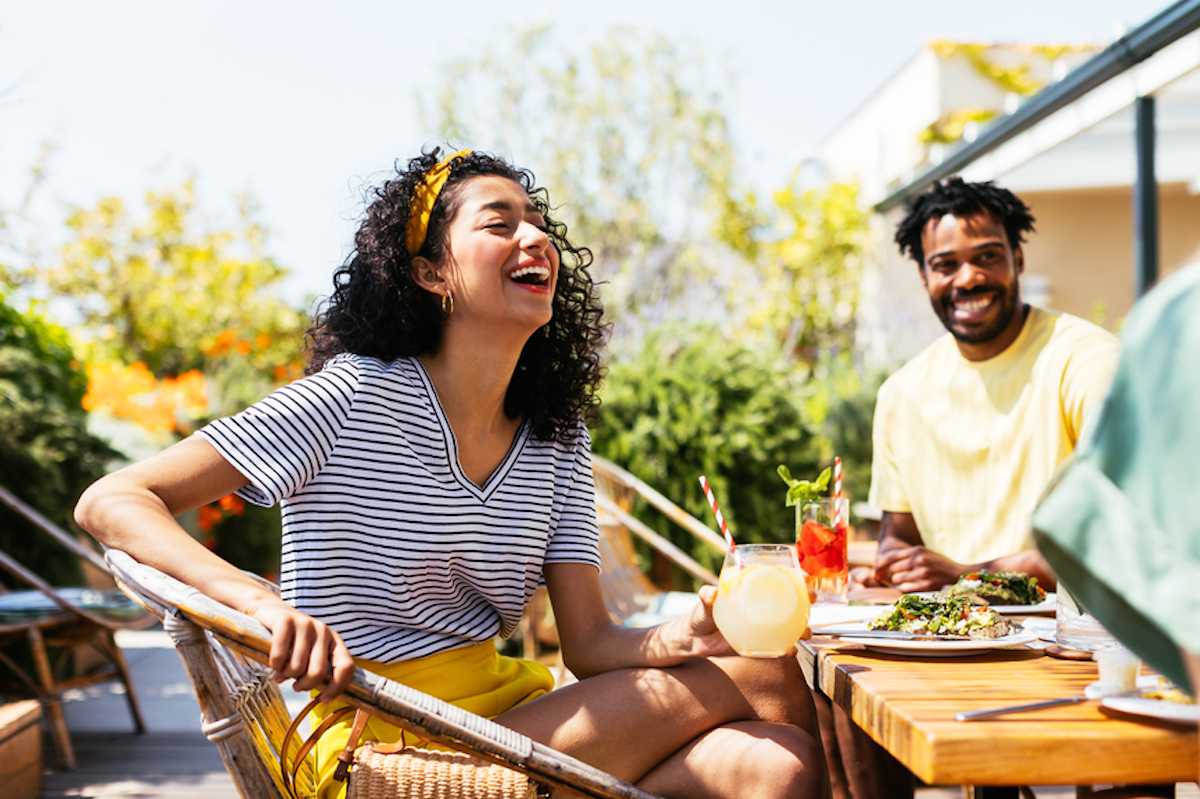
[894,177,1036,266]
[307,148,606,443]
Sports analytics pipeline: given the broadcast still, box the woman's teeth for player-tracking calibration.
[510,265,550,285]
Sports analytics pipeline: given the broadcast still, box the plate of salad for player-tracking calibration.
[939,570,1056,615]
[843,594,1036,656]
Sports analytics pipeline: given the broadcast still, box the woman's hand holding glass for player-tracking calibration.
[676,585,738,658]
[246,600,356,703]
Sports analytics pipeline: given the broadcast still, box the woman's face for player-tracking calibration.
[434,175,559,334]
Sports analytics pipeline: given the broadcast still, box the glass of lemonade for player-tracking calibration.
[798,497,849,604]
[712,543,811,658]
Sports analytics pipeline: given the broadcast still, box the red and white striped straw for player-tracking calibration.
[832,457,844,528]
[698,475,735,551]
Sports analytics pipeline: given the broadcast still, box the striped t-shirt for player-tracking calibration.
[196,353,601,663]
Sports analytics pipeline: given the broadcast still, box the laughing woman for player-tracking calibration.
[75,149,824,798]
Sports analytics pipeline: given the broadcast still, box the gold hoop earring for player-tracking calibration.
[440,292,454,316]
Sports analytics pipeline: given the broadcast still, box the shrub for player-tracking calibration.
[590,326,882,587]
[0,299,121,585]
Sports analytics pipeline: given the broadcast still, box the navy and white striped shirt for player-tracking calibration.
[197,354,601,663]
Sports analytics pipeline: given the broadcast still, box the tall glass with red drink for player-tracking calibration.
[797,497,849,604]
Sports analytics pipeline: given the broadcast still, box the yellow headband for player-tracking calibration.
[404,148,472,255]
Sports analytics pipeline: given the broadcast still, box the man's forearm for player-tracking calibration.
[977,549,1057,589]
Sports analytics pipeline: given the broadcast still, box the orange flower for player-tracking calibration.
[255,333,271,350]
[197,504,222,532]
[217,494,245,515]
[272,360,304,385]
[202,329,239,358]
[83,360,211,435]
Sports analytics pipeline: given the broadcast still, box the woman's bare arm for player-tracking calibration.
[543,562,734,679]
[75,436,355,700]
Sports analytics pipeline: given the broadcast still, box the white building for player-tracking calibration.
[819,35,1200,367]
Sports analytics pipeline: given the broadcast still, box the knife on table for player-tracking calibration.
[955,687,1148,721]
[812,628,973,641]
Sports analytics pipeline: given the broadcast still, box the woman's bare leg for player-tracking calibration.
[637,721,823,799]
[495,654,824,796]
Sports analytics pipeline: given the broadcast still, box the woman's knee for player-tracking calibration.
[742,722,825,798]
[715,654,816,727]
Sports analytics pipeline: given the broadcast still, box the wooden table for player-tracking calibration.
[798,636,1198,788]
[0,699,42,798]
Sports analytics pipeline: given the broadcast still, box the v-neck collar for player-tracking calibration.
[410,357,529,502]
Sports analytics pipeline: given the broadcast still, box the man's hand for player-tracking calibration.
[247,601,356,703]
[874,545,969,593]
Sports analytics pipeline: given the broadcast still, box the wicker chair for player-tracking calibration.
[105,549,660,799]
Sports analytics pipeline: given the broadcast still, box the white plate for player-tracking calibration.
[828,623,1038,657]
[809,604,888,629]
[1021,617,1057,642]
[913,591,1057,615]
[1102,693,1200,725]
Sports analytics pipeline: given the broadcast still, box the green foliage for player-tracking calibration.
[42,183,307,383]
[753,181,868,360]
[21,182,312,575]
[591,328,883,585]
[0,298,120,585]
[428,26,748,334]
[778,465,831,508]
[918,108,1000,146]
[209,503,281,580]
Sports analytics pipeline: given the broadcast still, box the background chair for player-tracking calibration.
[105,548,661,799]
[0,486,151,769]
[515,457,723,674]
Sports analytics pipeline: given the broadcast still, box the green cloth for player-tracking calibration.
[1033,265,1200,693]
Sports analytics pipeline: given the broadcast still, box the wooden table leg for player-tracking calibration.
[27,626,74,769]
[100,630,146,734]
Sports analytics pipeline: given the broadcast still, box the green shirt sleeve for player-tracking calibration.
[1033,266,1200,693]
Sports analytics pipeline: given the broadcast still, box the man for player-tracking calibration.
[867,177,1118,593]
[1033,265,1200,798]
[823,178,1123,799]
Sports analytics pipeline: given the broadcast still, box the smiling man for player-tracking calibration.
[867,177,1119,594]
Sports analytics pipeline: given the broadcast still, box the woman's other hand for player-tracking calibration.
[246,601,356,703]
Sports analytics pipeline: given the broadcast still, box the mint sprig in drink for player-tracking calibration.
[780,462,850,604]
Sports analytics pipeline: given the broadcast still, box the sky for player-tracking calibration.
[2,0,1169,304]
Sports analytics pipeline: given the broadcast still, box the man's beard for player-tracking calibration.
[931,285,1020,344]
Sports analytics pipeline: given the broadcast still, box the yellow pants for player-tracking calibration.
[310,641,554,799]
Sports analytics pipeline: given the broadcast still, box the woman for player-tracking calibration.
[75,148,824,798]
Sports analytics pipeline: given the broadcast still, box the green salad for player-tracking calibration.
[867,594,1015,638]
[945,570,1047,606]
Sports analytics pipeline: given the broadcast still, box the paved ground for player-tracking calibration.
[42,628,307,798]
[36,629,1199,798]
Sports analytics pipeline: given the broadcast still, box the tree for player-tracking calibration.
[14,182,309,577]
[0,298,120,585]
[427,26,755,343]
[746,180,868,361]
[427,26,868,365]
[37,182,308,420]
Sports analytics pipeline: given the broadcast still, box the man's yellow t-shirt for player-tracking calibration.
[868,306,1118,565]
